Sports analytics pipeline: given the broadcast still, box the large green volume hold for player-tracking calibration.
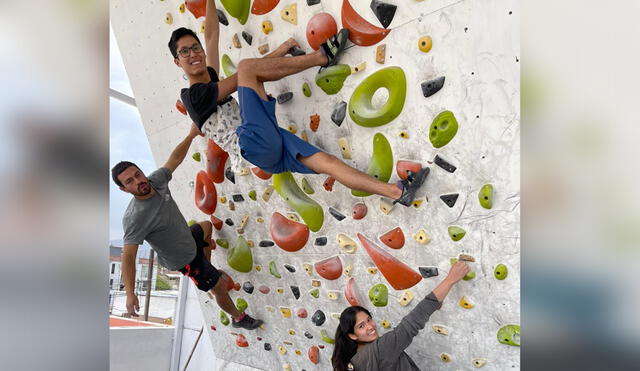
[273,172,324,232]
[315,64,351,95]
[220,0,250,25]
[349,66,407,127]
[352,133,393,197]
[227,235,253,272]
[429,110,459,148]
[368,283,388,307]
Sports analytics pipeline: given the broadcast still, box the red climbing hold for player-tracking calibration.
[297,308,308,318]
[195,171,217,215]
[396,160,422,180]
[306,12,338,51]
[251,0,280,15]
[309,114,320,132]
[210,325,217,331]
[314,256,343,280]
[270,212,310,252]
[357,233,422,290]
[344,277,364,306]
[323,176,336,191]
[185,0,206,19]
[379,227,405,249]
[352,203,368,220]
[210,215,223,230]
[236,333,249,347]
[206,139,229,183]
[251,166,272,180]
[176,99,187,115]
[308,345,320,364]
[341,0,391,46]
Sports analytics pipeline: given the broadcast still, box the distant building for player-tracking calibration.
[109,243,158,292]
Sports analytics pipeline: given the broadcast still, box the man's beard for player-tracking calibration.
[134,183,151,196]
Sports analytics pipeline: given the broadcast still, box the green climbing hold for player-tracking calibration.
[301,177,315,194]
[497,324,520,346]
[227,236,253,272]
[320,329,335,344]
[236,298,248,312]
[494,264,508,280]
[273,172,324,232]
[221,54,237,77]
[187,219,197,226]
[479,184,493,209]
[192,152,201,162]
[315,64,351,95]
[309,288,319,298]
[220,0,250,25]
[302,82,312,97]
[248,189,257,201]
[348,66,406,127]
[429,110,459,148]
[448,226,466,241]
[352,133,393,197]
[368,283,388,307]
[450,258,476,280]
[269,261,281,279]
[216,239,229,249]
[220,311,230,326]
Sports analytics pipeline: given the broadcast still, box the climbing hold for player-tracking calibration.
[187,219,197,227]
[258,44,269,54]
[398,290,415,306]
[221,54,237,78]
[396,160,422,180]
[179,3,186,14]
[344,277,364,306]
[375,44,386,64]
[337,233,357,253]
[243,281,254,294]
[192,152,200,162]
[278,345,288,355]
[251,0,280,15]
[176,99,187,115]
[217,9,229,25]
[200,22,206,33]
[270,212,310,252]
[262,186,274,201]
[288,329,296,336]
[316,64,351,95]
[337,137,353,160]
[367,267,378,274]
[411,200,423,208]
[220,0,251,25]
[399,130,409,139]
[352,203,368,220]
[309,114,320,132]
[306,12,338,51]
[236,298,248,312]
[210,215,223,230]
[304,331,313,339]
[255,216,265,223]
[309,288,319,298]
[497,324,520,346]
[284,264,296,273]
[248,190,257,201]
[473,359,487,368]
[429,110,459,148]
[232,194,245,202]
[414,229,431,245]
[220,311,230,326]
[320,329,335,344]
[300,177,315,194]
[432,325,449,335]
[251,167,272,180]
[380,320,390,329]
[259,240,274,247]
[225,218,234,226]
[331,101,348,126]
[258,285,270,294]
[308,345,319,364]
[323,176,336,191]
[448,226,466,241]
[265,305,274,312]
[314,237,327,246]
[379,197,394,215]
[370,0,397,28]
[314,256,343,280]
[357,233,423,290]
[329,207,346,221]
[418,266,438,278]
[225,166,235,184]
[440,353,451,362]
[239,167,250,175]
[216,239,229,249]
[300,130,308,142]
[277,92,293,104]
[351,61,366,74]
[232,33,241,48]
[227,236,253,272]
[479,184,493,209]
[273,172,324,232]
[459,296,474,309]
[263,343,272,351]
[494,264,508,280]
[434,154,456,173]
[269,261,282,278]
[311,310,326,326]
[440,193,459,208]
[279,307,292,319]
[242,31,253,45]
[185,0,206,19]
[450,258,475,280]
[418,36,432,52]
[280,3,297,25]
[296,308,308,318]
[246,239,254,248]
[290,285,300,299]
[302,82,312,97]
[351,133,393,197]
[379,227,404,249]
[194,171,217,215]
[228,200,235,211]
[421,76,445,98]
[458,254,475,262]
[349,67,406,128]
[368,283,388,307]
[342,0,391,46]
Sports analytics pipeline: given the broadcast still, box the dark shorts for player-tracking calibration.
[236,86,322,174]
[178,224,220,292]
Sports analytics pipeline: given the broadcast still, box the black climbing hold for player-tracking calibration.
[307,0,321,6]
[225,167,235,184]
[259,240,275,247]
[288,46,306,56]
[225,218,234,226]
[434,155,456,173]
[277,92,293,104]
[440,194,459,208]
[418,267,439,278]
[312,310,326,326]
[329,207,346,221]
[331,101,347,127]
[264,343,272,351]
[217,9,229,26]
[243,281,254,294]
[290,285,300,299]
[241,31,253,45]
[284,264,296,273]
[304,331,314,339]
[315,237,328,246]
[232,194,245,202]
[370,0,397,29]
[421,76,446,98]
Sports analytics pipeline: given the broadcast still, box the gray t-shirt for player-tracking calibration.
[349,292,443,371]
[122,167,196,270]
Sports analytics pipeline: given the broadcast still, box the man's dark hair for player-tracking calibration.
[111,161,139,187]
[168,27,201,58]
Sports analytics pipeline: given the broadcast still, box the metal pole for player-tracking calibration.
[182,327,203,371]
[144,249,155,321]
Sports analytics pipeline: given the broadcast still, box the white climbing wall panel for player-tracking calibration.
[111,0,519,369]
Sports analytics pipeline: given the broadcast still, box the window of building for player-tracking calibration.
[111,263,115,274]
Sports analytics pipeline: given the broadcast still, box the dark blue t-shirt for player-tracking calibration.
[180,66,233,130]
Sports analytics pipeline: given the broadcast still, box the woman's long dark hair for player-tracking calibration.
[331,306,372,371]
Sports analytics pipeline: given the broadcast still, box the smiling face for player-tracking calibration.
[117,165,151,197]
[348,311,379,343]
[173,35,207,76]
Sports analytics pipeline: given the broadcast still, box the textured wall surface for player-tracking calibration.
[111,0,519,369]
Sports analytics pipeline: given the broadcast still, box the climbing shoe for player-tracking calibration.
[232,313,264,330]
[320,28,349,67]
[394,167,430,206]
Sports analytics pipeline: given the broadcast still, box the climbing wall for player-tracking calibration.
[111,0,519,369]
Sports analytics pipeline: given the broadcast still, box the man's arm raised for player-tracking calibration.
[162,124,203,173]
[204,0,220,74]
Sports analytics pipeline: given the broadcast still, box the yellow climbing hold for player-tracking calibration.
[279,307,292,318]
[398,290,414,306]
[345,264,352,277]
[220,196,227,204]
[460,296,474,309]
[381,320,390,329]
[255,265,262,271]
[419,36,432,52]
[411,199,423,208]
[380,197,394,215]
[376,44,386,64]
[179,3,185,13]
[165,13,173,25]
[432,325,449,335]
[337,233,357,253]
[200,22,205,33]
[367,267,378,274]
[399,130,409,139]
[280,3,297,25]
[287,123,297,134]
[414,229,431,245]
[351,61,366,74]
[327,291,339,300]
[303,263,313,275]
[440,353,451,362]
[338,137,353,160]
[262,20,273,34]
[278,345,287,355]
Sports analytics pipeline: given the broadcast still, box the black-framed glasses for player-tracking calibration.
[177,44,203,58]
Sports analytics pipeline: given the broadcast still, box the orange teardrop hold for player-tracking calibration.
[308,345,320,364]
[344,277,362,306]
[195,170,217,215]
[314,256,343,280]
[357,233,422,290]
[210,215,224,230]
[206,139,229,184]
[396,160,422,180]
[251,167,272,180]
[342,0,391,46]
[306,12,338,50]
[379,227,405,249]
[251,0,280,15]
[176,99,187,115]
[269,212,310,252]
[185,0,206,19]
[236,333,249,347]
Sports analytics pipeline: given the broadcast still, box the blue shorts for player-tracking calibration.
[236,86,321,174]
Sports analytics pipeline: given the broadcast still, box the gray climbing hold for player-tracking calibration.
[277,92,293,104]
[370,0,397,29]
[241,31,253,45]
[232,194,245,202]
[329,207,346,221]
[440,193,459,208]
[434,154,456,173]
[291,285,300,299]
[243,281,254,294]
[225,218,234,226]
[259,240,275,247]
[331,101,347,127]
[217,9,229,26]
[312,310,326,326]
[225,167,235,184]
[304,331,313,339]
[418,267,439,278]
[421,76,446,98]
[315,237,327,246]
[284,264,296,273]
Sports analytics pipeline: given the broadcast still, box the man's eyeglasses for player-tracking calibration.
[177,44,203,58]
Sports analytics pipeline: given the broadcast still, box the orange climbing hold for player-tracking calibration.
[251,167,272,180]
[206,139,229,183]
[185,0,206,19]
[314,256,343,280]
[210,215,223,230]
[176,99,187,115]
[269,212,310,252]
[341,0,391,46]
[306,12,338,51]
[396,160,422,180]
[251,0,280,15]
[379,227,405,249]
[357,233,422,290]
[236,333,249,347]
[308,345,320,364]
[344,277,364,306]
[309,114,320,132]
[323,176,336,191]
[195,171,217,215]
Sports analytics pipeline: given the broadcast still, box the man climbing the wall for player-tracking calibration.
[170,0,428,206]
[112,124,263,330]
